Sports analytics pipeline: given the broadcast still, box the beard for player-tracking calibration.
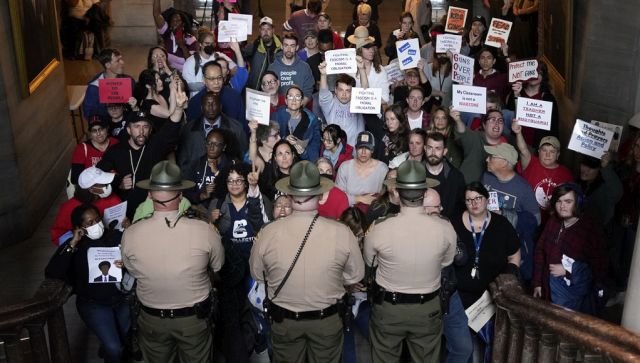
[132,134,148,147]
[427,155,443,166]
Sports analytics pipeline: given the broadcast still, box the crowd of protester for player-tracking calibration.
[46,0,640,362]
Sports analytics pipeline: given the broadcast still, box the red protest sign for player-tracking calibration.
[99,78,132,104]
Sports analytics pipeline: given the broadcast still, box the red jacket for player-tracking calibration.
[50,194,122,245]
[320,143,354,173]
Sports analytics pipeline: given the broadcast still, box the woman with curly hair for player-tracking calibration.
[381,104,410,164]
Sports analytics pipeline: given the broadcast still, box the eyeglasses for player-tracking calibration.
[286,94,303,101]
[486,117,504,125]
[206,142,224,148]
[465,196,485,205]
[227,179,245,185]
[262,80,277,86]
[151,54,166,60]
[204,75,224,82]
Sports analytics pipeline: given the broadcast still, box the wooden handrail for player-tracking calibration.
[0,278,73,362]
[489,274,640,362]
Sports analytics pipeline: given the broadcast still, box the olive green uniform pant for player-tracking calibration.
[369,298,442,363]
[271,313,343,363]
[137,310,212,363]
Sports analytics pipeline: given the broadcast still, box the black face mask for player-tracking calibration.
[438,56,450,64]
[320,173,333,181]
[203,45,215,55]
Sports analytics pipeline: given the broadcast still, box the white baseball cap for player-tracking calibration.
[260,16,273,26]
[78,167,115,189]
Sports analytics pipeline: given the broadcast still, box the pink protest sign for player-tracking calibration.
[98,78,132,104]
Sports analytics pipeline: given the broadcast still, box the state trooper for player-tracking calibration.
[364,160,457,362]
[249,160,365,362]
[121,160,224,363]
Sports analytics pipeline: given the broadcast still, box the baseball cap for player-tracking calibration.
[484,143,518,165]
[355,131,375,151]
[472,15,487,28]
[260,16,273,26]
[539,136,560,150]
[87,115,109,131]
[78,166,115,189]
[126,110,151,125]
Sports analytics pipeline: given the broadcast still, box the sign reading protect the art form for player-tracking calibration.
[325,48,357,75]
[350,87,382,115]
[568,119,614,159]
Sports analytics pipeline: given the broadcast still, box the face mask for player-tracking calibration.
[85,221,105,240]
[203,45,215,55]
[98,184,112,199]
[320,173,333,180]
[437,56,450,64]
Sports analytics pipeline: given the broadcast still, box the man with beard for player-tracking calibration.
[177,91,247,171]
[424,132,466,220]
[244,16,282,90]
[187,61,245,125]
[97,85,188,219]
[452,108,509,183]
[268,34,315,106]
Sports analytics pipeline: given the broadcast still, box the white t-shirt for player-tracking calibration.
[407,111,423,130]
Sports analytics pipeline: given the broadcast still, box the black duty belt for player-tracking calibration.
[376,289,440,305]
[272,303,339,321]
[140,304,196,318]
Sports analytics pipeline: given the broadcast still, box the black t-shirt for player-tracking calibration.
[452,212,520,308]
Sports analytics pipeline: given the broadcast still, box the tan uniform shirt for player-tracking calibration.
[364,207,456,294]
[122,210,224,309]
[250,211,365,312]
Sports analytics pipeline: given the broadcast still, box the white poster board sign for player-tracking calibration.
[452,85,487,114]
[245,89,271,125]
[591,120,623,152]
[218,20,248,42]
[88,247,122,283]
[325,48,357,75]
[350,87,382,114]
[568,119,614,159]
[384,58,404,83]
[445,6,468,34]
[452,53,474,85]
[435,34,463,54]
[396,38,420,70]
[227,13,253,35]
[515,97,553,131]
[485,18,512,48]
[465,290,496,332]
[103,201,127,231]
[509,59,538,83]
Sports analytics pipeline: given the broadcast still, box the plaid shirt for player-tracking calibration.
[533,216,607,300]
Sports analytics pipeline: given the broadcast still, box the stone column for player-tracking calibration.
[110,0,173,45]
[621,215,640,333]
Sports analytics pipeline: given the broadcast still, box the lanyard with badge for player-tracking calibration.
[469,213,489,279]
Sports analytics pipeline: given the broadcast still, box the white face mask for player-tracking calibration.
[85,221,105,240]
[98,184,112,199]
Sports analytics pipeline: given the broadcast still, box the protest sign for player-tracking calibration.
[228,13,253,35]
[568,119,614,159]
[325,48,357,74]
[103,201,127,231]
[445,6,468,34]
[515,97,553,131]
[384,58,404,83]
[98,78,132,103]
[88,247,122,283]
[509,59,538,82]
[350,87,382,115]
[485,18,512,48]
[452,85,486,114]
[218,20,248,42]
[452,53,474,85]
[435,34,463,54]
[591,120,623,152]
[246,89,271,125]
[465,291,496,332]
[396,38,420,70]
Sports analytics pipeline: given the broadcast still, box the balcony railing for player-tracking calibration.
[489,274,640,362]
[0,279,72,363]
